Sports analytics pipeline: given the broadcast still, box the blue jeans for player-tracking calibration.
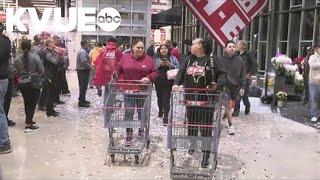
[0,79,9,148]
[124,94,146,133]
[234,79,250,113]
[309,83,320,117]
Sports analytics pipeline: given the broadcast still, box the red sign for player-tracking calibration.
[182,0,267,47]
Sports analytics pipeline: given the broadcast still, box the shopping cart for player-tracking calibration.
[168,88,223,180]
[105,80,152,164]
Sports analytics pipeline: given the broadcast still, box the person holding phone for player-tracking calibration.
[154,44,179,124]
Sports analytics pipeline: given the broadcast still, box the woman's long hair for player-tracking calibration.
[19,39,32,70]
[157,44,171,60]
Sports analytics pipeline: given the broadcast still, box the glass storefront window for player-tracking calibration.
[132,13,146,25]
[280,13,289,40]
[260,16,268,41]
[289,12,301,59]
[301,10,315,40]
[315,9,320,44]
[305,0,316,8]
[134,0,147,11]
[279,42,288,54]
[282,0,290,10]
[291,0,303,7]
[258,42,267,70]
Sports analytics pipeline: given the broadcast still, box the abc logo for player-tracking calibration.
[97,8,121,32]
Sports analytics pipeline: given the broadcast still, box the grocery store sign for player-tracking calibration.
[5,7,121,33]
[182,0,267,47]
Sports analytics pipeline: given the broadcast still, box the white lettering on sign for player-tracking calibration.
[220,13,246,39]
[6,7,121,32]
[196,0,226,16]
[237,0,258,13]
[28,8,52,31]
[53,8,77,32]
[6,8,27,32]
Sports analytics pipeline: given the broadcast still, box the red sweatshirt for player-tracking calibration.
[93,42,123,86]
[116,52,158,82]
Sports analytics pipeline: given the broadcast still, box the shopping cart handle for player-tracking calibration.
[183,88,211,92]
[116,80,144,83]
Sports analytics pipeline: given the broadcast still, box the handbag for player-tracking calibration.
[18,58,43,89]
[166,69,179,80]
[18,74,43,89]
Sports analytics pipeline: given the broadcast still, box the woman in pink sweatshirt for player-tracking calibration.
[115,40,158,145]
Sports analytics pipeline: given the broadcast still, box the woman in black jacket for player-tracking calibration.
[15,39,45,132]
[172,38,226,168]
[43,39,60,117]
[154,44,180,124]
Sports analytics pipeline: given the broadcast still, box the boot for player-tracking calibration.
[163,113,168,125]
[201,152,210,168]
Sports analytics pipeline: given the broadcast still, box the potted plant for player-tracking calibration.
[276,90,288,107]
[271,55,292,77]
[294,72,304,94]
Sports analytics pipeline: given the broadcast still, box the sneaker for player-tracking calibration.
[228,125,235,135]
[311,117,318,122]
[245,107,250,115]
[78,102,90,108]
[61,93,71,97]
[158,111,163,118]
[7,120,16,127]
[163,116,168,124]
[97,89,102,97]
[84,100,90,105]
[24,125,39,133]
[55,100,65,105]
[0,144,12,154]
[201,152,210,168]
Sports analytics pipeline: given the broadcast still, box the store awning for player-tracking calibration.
[151,6,182,29]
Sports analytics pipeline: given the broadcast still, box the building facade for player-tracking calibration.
[171,0,320,72]
[80,0,152,45]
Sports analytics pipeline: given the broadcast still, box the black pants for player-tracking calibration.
[77,70,90,103]
[46,83,55,114]
[60,68,70,94]
[187,106,214,137]
[4,79,13,122]
[19,86,40,125]
[38,86,47,108]
[155,79,173,115]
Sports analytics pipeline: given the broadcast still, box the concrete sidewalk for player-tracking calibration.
[0,72,319,180]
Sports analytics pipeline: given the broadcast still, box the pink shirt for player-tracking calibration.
[116,52,158,82]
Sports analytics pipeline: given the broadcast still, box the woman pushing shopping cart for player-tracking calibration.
[104,40,158,164]
[169,38,227,179]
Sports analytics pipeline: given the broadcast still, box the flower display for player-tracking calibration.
[276,91,288,101]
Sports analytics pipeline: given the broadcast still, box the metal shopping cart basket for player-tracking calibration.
[168,88,223,180]
[105,80,152,164]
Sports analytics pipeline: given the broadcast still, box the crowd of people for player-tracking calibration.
[1,18,281,160]
[0,30,260,156]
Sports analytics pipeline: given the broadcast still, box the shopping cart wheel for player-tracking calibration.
[110,154,115,164]
[134,155,139,164]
